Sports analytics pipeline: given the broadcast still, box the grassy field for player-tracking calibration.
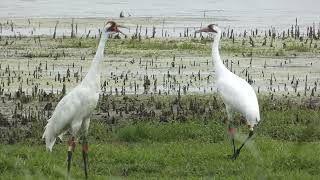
[1,137,320,179]
[1,95,320,179]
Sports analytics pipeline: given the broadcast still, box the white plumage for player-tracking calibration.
[207,25,260,128]
[42,21,126,178]
[215,60,261,128]
[42,84,99,151]
[42,21,124,151]
[42,34,105,151]
[196,24,260,159]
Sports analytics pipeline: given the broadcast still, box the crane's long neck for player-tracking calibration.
[212,32,227,78]
[82,32,108,91]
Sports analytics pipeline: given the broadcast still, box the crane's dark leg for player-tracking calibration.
[231,129,254,160]
[232,138,236,154]
[228,121,237,155]
[67,136,76,178]
[81,135,89,179]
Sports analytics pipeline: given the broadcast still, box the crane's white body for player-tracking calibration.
[212,29,260,127]
[42,33,108,151]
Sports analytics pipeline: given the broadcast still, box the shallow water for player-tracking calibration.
[1,52,319,95]
[1,0,320,29]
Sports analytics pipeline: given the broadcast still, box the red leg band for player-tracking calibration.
[228,128,237,136]
[68,137,76,151]
[82,143,89,153]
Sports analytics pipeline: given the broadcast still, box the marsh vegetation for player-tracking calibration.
[0,18,320,179]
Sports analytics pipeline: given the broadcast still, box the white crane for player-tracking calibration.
[196,24,260,160]
[42,21,126,178]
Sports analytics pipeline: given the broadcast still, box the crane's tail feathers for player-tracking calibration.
[58,131,67,141]
[42,120,56,152]
[256,116,261,124]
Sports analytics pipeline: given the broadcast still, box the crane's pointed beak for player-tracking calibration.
[116,25,128,36]
[195,27,209,33]
[195,27,217,33]
[117,25,128,29]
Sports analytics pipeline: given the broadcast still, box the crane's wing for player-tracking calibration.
[217,74,260,125]
[42,86,98,151]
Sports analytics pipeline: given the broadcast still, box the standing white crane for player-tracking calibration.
[196,24,260,160]
[42,21,126,178]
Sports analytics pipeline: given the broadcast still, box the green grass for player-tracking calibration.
[2,106,320,179]
[6,36,319,58]
[55,38,97,49]
[1,133,320,179]
[115,121,225,143]
[1,94,320,179]
[125,39,206,51]
[284,42,310,52]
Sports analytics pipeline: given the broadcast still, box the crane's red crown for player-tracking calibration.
[105,21,120,32]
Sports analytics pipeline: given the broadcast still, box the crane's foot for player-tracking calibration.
[82,137,89,179]
[229,137,238,160]
[231,149,241,160]
[232,137,236,154]
[230,129,254,161]
[67,137,76,178]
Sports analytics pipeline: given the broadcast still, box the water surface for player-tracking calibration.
[1,0,319,29]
